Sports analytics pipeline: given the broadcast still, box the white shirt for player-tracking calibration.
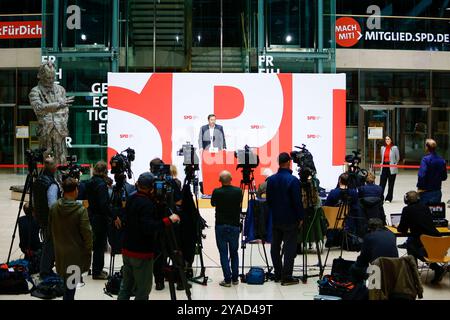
[209,126,215,145]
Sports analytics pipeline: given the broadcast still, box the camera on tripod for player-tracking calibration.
[110,148,135,179]
[345,149,362,169]
[25,148,46,165]
[235,145,259,184]
[150,163,173,199]
[345,149,368,188]
[57,155,87,181]
[290,144,316,182]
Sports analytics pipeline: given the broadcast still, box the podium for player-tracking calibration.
[201,150,237,195]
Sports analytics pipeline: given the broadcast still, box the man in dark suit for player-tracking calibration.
[198,114,226,151]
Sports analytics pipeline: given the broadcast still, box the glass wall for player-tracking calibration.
[341,69,450,164]
[40,0,118,165]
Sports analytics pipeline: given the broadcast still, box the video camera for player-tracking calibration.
[57,155,88,181]
[345,149,362,169]
[110,148,135,179]
[150,163,173,199]
[235,145,259,169]
[25,148,45,165]
[290,144,316,181]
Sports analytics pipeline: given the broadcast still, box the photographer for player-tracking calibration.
[118,172,180,300]
[149,158,183,290]
[85,161,111,280]
[33,156,60,278]
[325,173,361,236]
[266,152,304,286]
[211,170,242,287]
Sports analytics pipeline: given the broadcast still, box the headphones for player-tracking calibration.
[404,191,420,205]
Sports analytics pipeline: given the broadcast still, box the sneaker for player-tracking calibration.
[232,279,239,285]
[281,278,300,286]
[431,267,445,284]
[155,282,165,291]
[92,271,108,280]
[219,280,231,287]
[385,200,391,203]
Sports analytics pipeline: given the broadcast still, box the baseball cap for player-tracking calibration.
[137,172,155,188]
[278,152,291,164]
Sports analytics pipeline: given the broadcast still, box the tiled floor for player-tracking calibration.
[0,170,449,300]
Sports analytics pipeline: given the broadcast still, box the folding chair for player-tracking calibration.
[420,235,450,284]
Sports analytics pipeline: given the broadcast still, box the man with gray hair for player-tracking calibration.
[211,170,242,287]
[29,61,74,164]
[32,156,60,278]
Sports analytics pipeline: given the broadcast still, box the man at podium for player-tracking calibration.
[198,114,227,153]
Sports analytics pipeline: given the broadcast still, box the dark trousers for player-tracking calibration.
[215,224,240,283]
[91,215,108,275]
[63,286,76,300]
[419,190,442,205]
[153,251,166,285]
[39,225,55,277]
[379,166,396,202]
[270,224,298,281]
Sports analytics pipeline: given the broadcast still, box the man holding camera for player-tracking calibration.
[85,161,111,280]
[266,152,304,285]
[33,156,60,278]
[118,172,180,300]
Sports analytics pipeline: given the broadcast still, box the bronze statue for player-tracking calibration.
[29,62,74,164]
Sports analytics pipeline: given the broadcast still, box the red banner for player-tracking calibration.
[0,21,42,39]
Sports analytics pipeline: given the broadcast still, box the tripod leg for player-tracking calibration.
[261,241,272,279]
[7,174,31,263]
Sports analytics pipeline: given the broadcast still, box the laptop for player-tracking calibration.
[390,213,402,227]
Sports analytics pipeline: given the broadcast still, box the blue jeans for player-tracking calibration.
[419,190,442,205]
[215,224,240,283]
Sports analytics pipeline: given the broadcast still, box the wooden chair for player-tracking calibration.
[420,235,450,283]
[322,206,348,230]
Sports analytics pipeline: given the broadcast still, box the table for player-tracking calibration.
[386,226,450,237]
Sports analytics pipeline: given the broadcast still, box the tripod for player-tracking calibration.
[183,165,208,286]
[7,156,40,263]
[108,173,129,277]
[156,202,192,301]
[319,190,351,279]
[299,178,323,283]
[239,167,272,282]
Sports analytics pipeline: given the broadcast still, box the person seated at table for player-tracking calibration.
[325,173,361,236]
[397,191,445,284]
[350,218,398,282]
[358,172,385,223]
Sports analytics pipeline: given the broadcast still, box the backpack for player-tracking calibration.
[0,260,31,294]
[30,275,64,299]
[245,267,265,285]
[104,269,123,296]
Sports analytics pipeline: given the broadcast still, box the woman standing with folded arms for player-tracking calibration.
[379,135,400,203]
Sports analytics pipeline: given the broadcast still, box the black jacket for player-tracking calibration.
[355,228,398,269]
[32,170,60,226]
[121,192,173,258]
[18,215,41,253]
[397,202,439,243]
[85,175,111,218]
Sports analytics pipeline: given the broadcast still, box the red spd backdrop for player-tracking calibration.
[107,73,346,191]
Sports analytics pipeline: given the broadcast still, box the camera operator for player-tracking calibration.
[149,158,183,290]
[211,170,243,287]
[266,152,304,286]
[325,173,361,236]
[118,172,180,300]
[33,156,60,278]
[85,161,111,280]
